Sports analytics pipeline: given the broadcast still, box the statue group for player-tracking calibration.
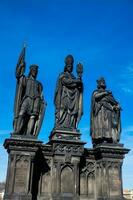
[4,47,129,200]
[12,47,121,145]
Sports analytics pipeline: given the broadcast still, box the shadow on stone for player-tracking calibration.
[32,148,50,200]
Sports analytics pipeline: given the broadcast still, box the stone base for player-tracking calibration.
[3,138,43,200]
[4,135,129,200]
[38,194,80,200]
[49,128,82,142]
[4,194,32,200]
[94,143,129,200]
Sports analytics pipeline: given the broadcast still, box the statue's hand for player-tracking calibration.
[76,79,83,88]
[17,61,25,68]
[16,61,26,78]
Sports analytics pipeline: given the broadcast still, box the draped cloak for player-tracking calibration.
[90,90,121,143]
[54,71,83,129]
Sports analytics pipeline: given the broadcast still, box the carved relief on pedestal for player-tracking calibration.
[96,163,102,197]
[53,143,84,156]
[41,171,51,194]
[108,162,122,197]
[51,156,80,197]
[96,160,122,199]
[61,166,74,194]
[14,155,29,193]
[80,161,95,197]
[39,158,51,195]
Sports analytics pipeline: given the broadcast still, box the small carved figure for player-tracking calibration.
[54,55,83,130]
[90,77,121,145]
[13,46,46,137]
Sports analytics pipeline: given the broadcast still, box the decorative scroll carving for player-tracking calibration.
[80,162,95,197]
[65,153,71,163]
[53,143,84,155]
[81,162,95,176]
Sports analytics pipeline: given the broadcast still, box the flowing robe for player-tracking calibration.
[54,71,83,129]
[90,90,121,143]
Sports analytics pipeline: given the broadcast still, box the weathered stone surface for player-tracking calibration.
[50,128,81,142]
[3,138,42,200]
[90,77,121,146]
[54,55,83,130]
[13,47,46,138]
[94,143,129,200]
[4,135,129,200]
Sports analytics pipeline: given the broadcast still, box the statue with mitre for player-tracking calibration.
[54,55,83,130]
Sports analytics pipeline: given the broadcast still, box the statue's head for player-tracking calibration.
[64,55,74,73]
[97,77,106,89]
[29,64,38,78]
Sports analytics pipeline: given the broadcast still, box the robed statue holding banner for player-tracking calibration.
[54,55,83,130]
[13,46,46,137]
[90,77,121,146]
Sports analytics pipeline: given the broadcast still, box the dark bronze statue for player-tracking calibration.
[90,77,121,145]
[13,47,46,137]
[54,55,83,130]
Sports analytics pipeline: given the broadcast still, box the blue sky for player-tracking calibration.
[0,0,133,189]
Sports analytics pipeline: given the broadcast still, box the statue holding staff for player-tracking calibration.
[13,46,46,137]
[54,55,83,130]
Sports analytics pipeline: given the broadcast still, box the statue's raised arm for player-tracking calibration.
[13,47,46,138]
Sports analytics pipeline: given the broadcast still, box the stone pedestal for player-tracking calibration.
[3,138,42,200]
[94,143,129,200]
[79,143,129,200]
[38,129,86,200]
[3,133,129,200]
